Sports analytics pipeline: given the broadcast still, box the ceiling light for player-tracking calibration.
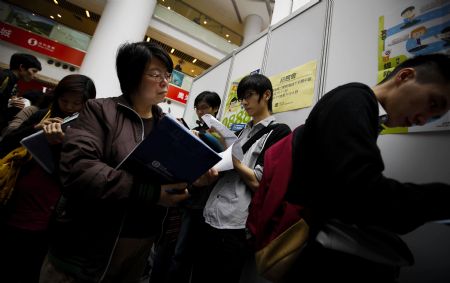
[170,48,175,53]
[53,0,58,4]
[228,40,231,43]
[146,37,150,42]
[192,58,197,63]
[85,10,90,18]
[50,15,54,19]
[168,6,171,10]
[57,14,61,18]
[226,34,229,37]
[203,20,207,24]
[191,70,194,73]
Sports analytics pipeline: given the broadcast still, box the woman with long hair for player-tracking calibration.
[0,74,96,283]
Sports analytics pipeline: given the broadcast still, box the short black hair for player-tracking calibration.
[50,74,96,117]
[237,74,273,111]
[401,6,415,16]
[381,53,450,85]
[194,91,221,115]
[116,42,173,96]
[10,53,42,71]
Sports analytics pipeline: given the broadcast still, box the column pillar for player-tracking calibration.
[80,0,156,98]
[242,14,263,45]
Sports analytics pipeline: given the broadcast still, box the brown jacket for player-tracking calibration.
[49,95,164,282]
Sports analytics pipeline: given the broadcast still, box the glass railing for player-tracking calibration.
[0,1,91,51]
[156,0,242,46]
[153,4,239,54]
[0,0,239,55]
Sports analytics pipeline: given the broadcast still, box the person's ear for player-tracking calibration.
[396,68,415,83]
[264,90,271,101]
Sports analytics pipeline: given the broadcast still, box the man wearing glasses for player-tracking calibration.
[192,74,291,283]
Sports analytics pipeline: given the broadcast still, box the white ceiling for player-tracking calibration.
[182,0,273,34]
[68,0,273,36]
[66,0,274,72]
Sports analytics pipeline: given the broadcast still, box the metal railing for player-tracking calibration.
[157,0,243,46]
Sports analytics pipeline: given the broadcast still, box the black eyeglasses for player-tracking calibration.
[146,72,172,83]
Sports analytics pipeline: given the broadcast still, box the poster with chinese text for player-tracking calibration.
[378,0,450,133]
[270,60,317,113]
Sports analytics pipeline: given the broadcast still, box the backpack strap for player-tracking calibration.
[241,121,277,154]
[0,75,10,93]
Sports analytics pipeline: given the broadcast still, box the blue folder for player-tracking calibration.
[118,114,222,184]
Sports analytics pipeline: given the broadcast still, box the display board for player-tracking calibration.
[263,0,331,129]
[218,34,268,128]
[183,57,233,129]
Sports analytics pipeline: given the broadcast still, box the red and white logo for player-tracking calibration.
[27,38,38,46]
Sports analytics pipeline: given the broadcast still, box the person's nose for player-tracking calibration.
[415,114,428,126]
[159,77,169,87]
[31,70,38,79]
[65,103,77,113]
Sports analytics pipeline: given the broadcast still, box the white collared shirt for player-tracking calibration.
[203,116,277,229]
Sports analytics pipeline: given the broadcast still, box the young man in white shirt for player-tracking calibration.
[192,74,291,283]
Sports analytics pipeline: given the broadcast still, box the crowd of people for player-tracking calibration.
[0,44,449,283]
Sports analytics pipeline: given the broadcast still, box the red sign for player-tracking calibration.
[166,84,189,104]
[0,21,86,66]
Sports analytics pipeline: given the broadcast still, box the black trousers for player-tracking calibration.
[283,241,400,283]
[0,224,49,283]
[191,224,250,283]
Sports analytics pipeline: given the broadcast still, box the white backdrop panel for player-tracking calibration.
[217,35,268,119]
[263,0,329,129]
[183,58,232,129]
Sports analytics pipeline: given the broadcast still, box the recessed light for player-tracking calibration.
[50,15,54,19]
[170,48,175,53]
[192,58,197,63]
[85,10,90,18]
[53,0,58,4]
[57,14,61,18]
[226,34,229,37]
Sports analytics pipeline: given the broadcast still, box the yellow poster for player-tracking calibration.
[221,79,251,129]
[270,61,317,113]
